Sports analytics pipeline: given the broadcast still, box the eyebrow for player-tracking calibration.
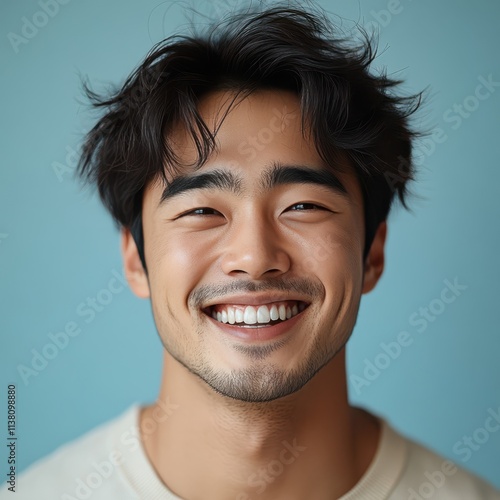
[263,162,348,197]
[159,169,242,206]
[158,162,349,207]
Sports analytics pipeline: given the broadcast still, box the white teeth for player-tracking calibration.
[235,308,244,323]
[270,305,279,321]
[257,305,270,323]
[243,306,257,324]
[279,305,287,321]
[209,302,308,326]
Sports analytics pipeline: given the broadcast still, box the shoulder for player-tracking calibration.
[0,405,142,500]
[387,424,500,499]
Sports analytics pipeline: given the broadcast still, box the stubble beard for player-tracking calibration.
[170,323,348,403]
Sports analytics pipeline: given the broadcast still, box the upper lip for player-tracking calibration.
[201,294,311,311]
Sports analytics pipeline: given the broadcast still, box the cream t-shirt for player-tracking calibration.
[1,404,499,499]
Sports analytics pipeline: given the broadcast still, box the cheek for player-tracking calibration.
[293,217,364,283]
[337,229,364,301]
[147,230,215,303]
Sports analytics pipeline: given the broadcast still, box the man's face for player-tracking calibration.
[131,90,377,402]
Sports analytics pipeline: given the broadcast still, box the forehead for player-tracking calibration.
[170,89,318,167]
[149,89,363,207]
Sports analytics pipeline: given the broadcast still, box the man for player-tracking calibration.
[4,3,499,499]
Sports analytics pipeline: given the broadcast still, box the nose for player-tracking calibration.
[220,208,291,280]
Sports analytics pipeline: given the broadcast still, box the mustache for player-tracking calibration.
[190,277,323,308]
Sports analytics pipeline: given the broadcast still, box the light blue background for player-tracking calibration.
[1,0,499,489]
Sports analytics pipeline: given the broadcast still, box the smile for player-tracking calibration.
[202,300,309,328]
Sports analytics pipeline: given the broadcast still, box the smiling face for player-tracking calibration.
[122,89,386,402]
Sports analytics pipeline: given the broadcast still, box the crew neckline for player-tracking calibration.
[115,405,407,500]
[338,416,407,498]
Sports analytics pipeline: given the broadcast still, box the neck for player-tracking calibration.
[140,349,380,500]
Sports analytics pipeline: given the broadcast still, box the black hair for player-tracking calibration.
[77,2,424,273]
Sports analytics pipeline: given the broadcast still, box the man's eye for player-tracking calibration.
[177,203,326,218]
[288,203,326,211]
[180,207,221,217]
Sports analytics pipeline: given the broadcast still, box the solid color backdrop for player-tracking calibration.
[1,0,499,489]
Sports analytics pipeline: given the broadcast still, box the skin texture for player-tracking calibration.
[122,90,387,499]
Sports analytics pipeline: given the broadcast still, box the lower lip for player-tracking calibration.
[204,307,308,342]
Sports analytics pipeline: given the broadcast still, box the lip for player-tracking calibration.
[203,304,309,342]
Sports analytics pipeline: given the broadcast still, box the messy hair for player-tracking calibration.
[77,3,424,271]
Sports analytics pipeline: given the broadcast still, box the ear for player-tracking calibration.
[121,227,150,299]
[361,221,387,294]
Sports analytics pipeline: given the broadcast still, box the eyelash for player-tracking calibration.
[289,203,326,211]
[179,203,326,217]
[183,207,219,216]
